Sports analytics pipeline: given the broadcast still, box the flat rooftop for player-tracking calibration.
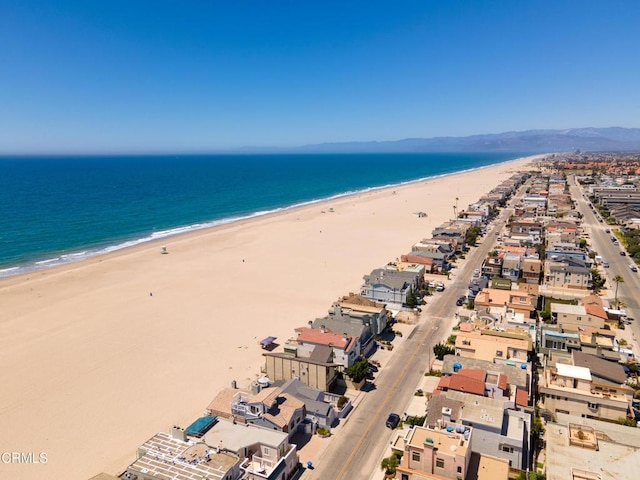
[127,431,238,480]
[204,417,288,452]
[407,425,470,455]
[545,414,640,480]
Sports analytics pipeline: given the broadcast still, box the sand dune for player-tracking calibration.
[0,155,537,478]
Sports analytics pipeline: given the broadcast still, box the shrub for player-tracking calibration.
[337,395,348,410]
[433,343,454,360]
[316,427,330,436]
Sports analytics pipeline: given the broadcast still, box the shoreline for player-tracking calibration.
[0,154,542,479]
[0,154,536,280]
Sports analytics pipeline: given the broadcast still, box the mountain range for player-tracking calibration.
[281,127,640,154]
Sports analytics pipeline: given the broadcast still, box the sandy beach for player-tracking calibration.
[0,156,537,478]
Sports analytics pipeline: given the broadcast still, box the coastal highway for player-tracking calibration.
[304,186,526,479]
[569,176,640,332]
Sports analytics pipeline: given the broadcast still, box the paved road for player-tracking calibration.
[569,175,640,328]
[304,186,526,480]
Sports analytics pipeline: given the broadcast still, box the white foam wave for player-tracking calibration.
[0,154,530,279]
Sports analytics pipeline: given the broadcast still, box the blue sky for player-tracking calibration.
[1,1,639,153]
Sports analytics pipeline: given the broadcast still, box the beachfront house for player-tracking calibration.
[360,268,416,306]
[123,429,242,480]
[203,417,300,480]
[334,293,390,335]
[206,385,306,439]
[262,326,359,391]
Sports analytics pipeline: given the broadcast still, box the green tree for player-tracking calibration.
[344,358,369,383]
[613,275,624,308]
[446,334,457,345]
[433,343,455,360]
[405,286,418,308]
[579,238,587,248]
[380,454,399,476]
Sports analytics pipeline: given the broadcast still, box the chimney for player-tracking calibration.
[308,320,313,328]
[171,426,186,442]
[343,333,348,342]
[320,325,326,333]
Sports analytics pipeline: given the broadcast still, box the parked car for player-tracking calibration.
[473,268,480,278]
[386,413,400,429]
[620,251,627,256]
[605,229,611,233]
[630,265,638,273]
[603,262,610,268]
[435,284,445,292]
[456,295,466,306]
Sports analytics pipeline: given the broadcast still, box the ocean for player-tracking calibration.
[0,152,525,277]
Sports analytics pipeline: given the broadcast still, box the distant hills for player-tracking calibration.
[285,127,640,154]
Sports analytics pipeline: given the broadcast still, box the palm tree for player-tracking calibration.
[613,275,624,308]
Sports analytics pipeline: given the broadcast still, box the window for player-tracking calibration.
[263,447,270,455]
[412,452,421,462]
[501,445,514,453]
[496,350,503,357]
[588,402,599,409]
[436,458,445,468]
[401,475,409,480]
[457,466,462,474]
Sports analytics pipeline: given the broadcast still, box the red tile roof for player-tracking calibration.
[294,327,356,352]
[584,302,608,320]
[457,368,486,382]
[446,373,486,396]
[515,387,529,407]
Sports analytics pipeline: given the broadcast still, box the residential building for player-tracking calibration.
[203,418,300,480]
[394,424,473,480]
[206,385,306,438]
[545,413,640,480]
[538,362,632,421]
[521,258,542,285]
[454,329,532,363]
[425,392,531,470]
[334,293,389,334]
[360,268,417,305]
[550,303,606,329]
[544,258,591,290]
[122,429,242,480]
[473,288,537,318]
